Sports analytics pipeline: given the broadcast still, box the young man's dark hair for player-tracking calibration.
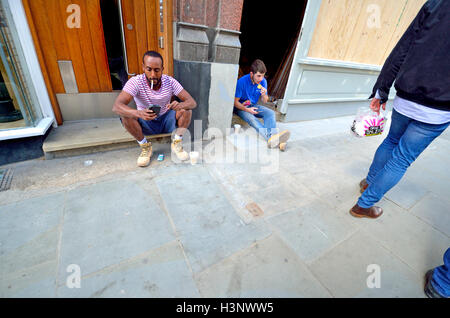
[142,51,164,66]
[250,59,267,74]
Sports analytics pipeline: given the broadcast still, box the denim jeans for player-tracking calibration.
[358,108,449,208]
[233,104,277,140]
[432,248,450,297]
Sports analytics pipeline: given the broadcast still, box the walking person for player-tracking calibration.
[350,0,450,219]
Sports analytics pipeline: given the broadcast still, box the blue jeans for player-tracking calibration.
[432,248,450,297]
[358,108,449,208]
[120,109,177,135]
[233,105,277,140]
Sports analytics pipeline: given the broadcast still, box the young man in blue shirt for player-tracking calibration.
[234,59,290,151]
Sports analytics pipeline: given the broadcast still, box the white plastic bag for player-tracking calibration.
[351,107,387,137]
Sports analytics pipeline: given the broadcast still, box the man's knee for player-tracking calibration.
[120,116,138,128]
[265,107,275,118]
[176,109,192,120]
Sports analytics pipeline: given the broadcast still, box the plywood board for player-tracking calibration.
[308,0,426,65]
[343,0,406,65]
[308,0,365,61]
[382,0,426,61]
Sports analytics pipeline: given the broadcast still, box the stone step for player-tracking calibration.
[42,118,171,159]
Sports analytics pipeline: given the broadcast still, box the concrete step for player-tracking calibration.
[43,118,171,159]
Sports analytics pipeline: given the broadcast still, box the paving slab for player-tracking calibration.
[267,200,358,264]
[356,199,450,275]
[310,230,425,298]
[384,176,429,210]
[409,193,450,237]
[0,192,65,276]
[195,235,331,298]
[0,260,57,297]
[155,168,271,273]
[58,179,176,281]
[57,241,199,298]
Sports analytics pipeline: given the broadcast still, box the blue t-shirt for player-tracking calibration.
[235,74,268,105]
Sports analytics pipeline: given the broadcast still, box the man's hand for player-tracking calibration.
[136,109,157,121]
[260,86,267,96]
[246,107,259,115]
[370,98,386,114]
[167,100,184,111]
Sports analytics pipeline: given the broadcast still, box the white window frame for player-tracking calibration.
[0,0,56,141]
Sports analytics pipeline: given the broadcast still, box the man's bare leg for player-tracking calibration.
[171,109,192,161]
[175,109,192,136]
[121,116,145,141]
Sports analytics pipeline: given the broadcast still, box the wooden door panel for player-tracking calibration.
[145,0,158,55]
[22,0,63,124]
[26,0,66,94]
[24,0,112,93]
[121,0,173,77]
[86,0,113,91]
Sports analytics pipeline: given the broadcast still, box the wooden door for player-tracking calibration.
[23,0,173,125]
[23,0,112,124]
[120,0,173,77]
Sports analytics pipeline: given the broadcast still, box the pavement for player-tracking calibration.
[1,112,449,298]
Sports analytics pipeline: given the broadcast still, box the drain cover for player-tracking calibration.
[0,168,13,192]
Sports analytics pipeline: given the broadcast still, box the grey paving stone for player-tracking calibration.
[57,241,199,298]
[267,200,358,264]
[278,146,321,175]
[243,183,316,218]
[384,177,429,210]
[410,193,450,237]
[195,235,331,298]
[58,179,176,281]
[0,192,64,276]
[0,192,64,254]
[0,260,57,297]
[310,230,425,298]
[405,166,450,202]
[356,199,450,275]
[155,169,271,273]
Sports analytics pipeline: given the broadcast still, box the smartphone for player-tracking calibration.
[147,104,161,116]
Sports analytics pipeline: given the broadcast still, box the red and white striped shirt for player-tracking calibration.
[122,74,184,116]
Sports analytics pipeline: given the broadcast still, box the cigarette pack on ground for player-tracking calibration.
[351,107,387,137]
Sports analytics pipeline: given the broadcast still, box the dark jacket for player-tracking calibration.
[370,0,450,111]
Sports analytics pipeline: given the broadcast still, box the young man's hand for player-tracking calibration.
[246,107,259,115]
[260,86,267,96]
[167,100,184,111]
[370,98,386,114]
[136,109,157,121]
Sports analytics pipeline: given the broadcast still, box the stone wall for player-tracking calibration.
[173,0,243,64]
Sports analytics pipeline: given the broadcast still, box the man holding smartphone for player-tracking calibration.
[113,51,197,167]
[234,59,290,151]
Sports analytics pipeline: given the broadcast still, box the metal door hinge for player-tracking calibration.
[159,36,164,49]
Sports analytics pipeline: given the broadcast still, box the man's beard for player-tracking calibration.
[146,76,161,87]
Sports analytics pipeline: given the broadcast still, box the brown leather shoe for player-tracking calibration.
[359,178,369,194]
[350,204,383,219]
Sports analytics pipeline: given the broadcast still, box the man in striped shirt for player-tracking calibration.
[113,51,197,167]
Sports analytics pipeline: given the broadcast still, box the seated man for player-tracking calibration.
[234,59,290,151]
[113,51,197,167]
